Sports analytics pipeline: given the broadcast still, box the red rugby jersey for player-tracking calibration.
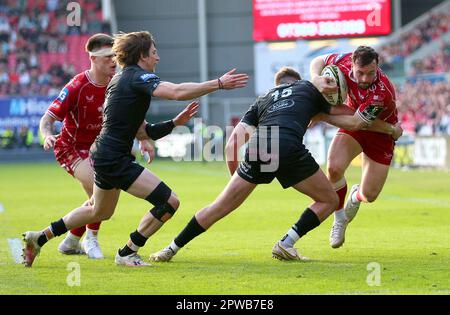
[324,53,398,125]
[47,71,107,150]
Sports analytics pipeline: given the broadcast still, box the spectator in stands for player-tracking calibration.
[1,127,16,149]
[396,80,450,136]
[379,11,450,72]
[410,42,450,75]
[19,125,33,149]
[0,0,111,96]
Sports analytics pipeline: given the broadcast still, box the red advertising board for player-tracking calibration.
[253,0,391,41]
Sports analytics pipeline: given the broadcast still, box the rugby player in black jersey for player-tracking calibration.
[150,67,351,262]
[22,31,249,267]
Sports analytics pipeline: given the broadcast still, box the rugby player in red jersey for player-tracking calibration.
[310,46,403,248]
[40,33,124,258]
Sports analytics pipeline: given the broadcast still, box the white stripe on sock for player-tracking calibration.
[332,178,346,190]
[169,240,180,253]
[287,228,300,242]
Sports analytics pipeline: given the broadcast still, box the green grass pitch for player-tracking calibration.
[0,160,448,294]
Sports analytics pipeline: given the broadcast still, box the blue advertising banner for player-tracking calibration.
[0,96,54,137]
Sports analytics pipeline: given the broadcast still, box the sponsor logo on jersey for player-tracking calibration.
[86,95,94,102]
[372,94,384,102]
[140,73,158,82]
[267,99,295,113]
[57,87,69,102]
[361,104,383,122]
[86,123,102,130]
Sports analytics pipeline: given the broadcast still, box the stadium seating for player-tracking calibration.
[0,0,110,96]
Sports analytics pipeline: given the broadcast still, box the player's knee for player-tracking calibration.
[97,211,114,221]
[146,182,178,222]
[327,164,345,182]
[92,206,114,221]
[168,192,180,211]
[361,190,379,203]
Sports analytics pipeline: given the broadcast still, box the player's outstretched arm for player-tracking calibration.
[225,122,255,175]
[152,69,249,101]
[39,112,58,150]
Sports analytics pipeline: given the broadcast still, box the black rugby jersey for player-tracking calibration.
[241,80,331,159]
[92,65,160,161]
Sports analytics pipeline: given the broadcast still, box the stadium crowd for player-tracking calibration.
[396,80,450,136]
[0,0,110,96]
[379,11,450,72]
[409,42,450,75]
[0,0,448,148]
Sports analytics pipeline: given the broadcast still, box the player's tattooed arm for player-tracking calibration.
[39,112,58,150]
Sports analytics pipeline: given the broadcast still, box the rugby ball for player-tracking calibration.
[320,65,348,105]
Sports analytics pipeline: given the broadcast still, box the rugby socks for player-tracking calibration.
[332,178,347,222]
[87,222,101,231]
[280,208,320,248]
[37,218,68,247]
[167,240,180,254]
[173,216,206,249]
[119,230,148,257]
[70,226,86,238]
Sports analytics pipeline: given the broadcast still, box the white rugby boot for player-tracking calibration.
[149,246,176,262]
[344,184,361,223]
[22,231,42,267]
[329,218,347,248]
[115,251,151,267]
[82,236,104,259]
[58,236,85,255]
[271,241,308,261]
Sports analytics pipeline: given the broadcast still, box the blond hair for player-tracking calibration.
[274,67,301,85]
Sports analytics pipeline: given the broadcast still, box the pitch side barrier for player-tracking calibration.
[393,135,450,170]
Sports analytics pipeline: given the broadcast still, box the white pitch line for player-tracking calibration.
[7,238,23,264]
[0,203,4,213]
